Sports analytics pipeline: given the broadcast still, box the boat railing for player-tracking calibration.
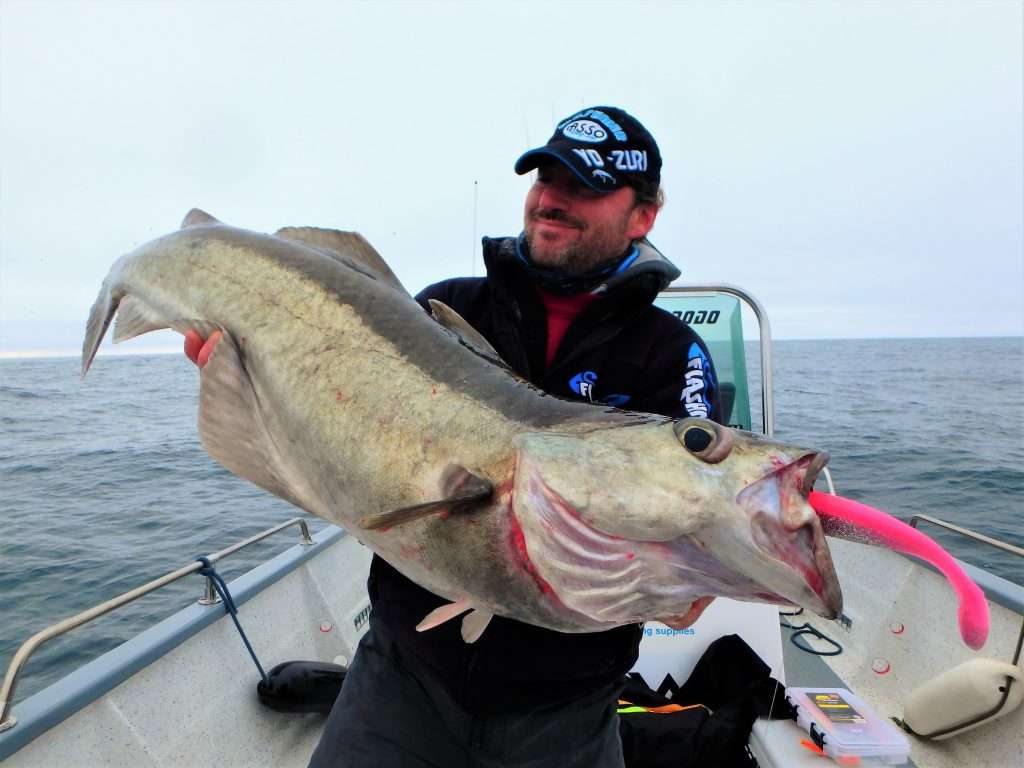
[909,514,1024,560]
[0,517,315,733]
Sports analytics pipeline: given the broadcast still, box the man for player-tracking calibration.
[186,106,721,767]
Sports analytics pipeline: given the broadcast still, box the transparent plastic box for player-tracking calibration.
[785,687,911,765]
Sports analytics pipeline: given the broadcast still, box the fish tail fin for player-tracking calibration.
[81,283,122,378]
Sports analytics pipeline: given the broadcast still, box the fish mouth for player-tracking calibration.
[739,451,843,618]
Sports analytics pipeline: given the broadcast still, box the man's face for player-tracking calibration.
[523,162,657,275]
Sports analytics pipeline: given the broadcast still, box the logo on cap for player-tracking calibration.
[561,119,608,143]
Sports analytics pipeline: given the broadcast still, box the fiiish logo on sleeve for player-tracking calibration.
[569,370,631,407]
[569,370,599,399]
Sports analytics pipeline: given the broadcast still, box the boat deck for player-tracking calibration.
[2,528,1020,767]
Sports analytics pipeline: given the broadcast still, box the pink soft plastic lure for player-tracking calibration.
[809,490,989,650]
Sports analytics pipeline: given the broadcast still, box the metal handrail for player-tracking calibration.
[661,284,775,436]
[909,514,1024,559]
[0,517,314,733]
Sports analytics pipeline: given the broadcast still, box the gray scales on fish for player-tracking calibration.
[82,209,842,644]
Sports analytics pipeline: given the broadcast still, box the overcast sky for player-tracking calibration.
[1,0,1021,356]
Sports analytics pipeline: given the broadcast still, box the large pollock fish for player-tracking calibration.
[82,210,872,643]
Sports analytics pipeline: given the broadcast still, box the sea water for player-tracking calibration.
[1,337,1022,703]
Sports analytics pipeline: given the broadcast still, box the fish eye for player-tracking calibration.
[673,418,733,464]
[683,426,713,453]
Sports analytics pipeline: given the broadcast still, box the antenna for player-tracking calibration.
[472,180,479,276]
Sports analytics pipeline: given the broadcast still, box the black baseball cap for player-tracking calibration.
[514,106,662,199]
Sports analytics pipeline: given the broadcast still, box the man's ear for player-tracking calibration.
[627,202,659,240]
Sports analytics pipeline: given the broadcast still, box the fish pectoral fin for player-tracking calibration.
[460,610,493,643]
[356,501,458,530]
[427,300,511,369]
[274,226,407,294]
[357,466,493,531]
[197,329,310,512]
[416,599,473,632]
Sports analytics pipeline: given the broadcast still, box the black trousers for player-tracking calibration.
[308,622,625,768]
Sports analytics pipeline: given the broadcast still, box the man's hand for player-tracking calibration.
[183,329,222,368]
[655,596,715,630]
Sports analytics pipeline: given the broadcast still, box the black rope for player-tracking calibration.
[780,609,844,656]
[196,556,269,684]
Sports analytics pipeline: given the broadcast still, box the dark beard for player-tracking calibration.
[524,232,610,275]
[525,212,630,276]
[518,234,636,296]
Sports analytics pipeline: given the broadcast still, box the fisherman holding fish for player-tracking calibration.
[323,105,716,765]
[181,106,721,766]
[319,107,719,767]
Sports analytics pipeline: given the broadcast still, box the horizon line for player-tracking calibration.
[0,346,182,361]
[2,334,1022,361]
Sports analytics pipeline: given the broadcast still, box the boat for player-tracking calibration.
[1,285,1021,767]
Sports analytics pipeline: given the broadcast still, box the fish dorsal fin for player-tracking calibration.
[275,226,406,294]
[428,299,508,368]
[357,465,492,530]
[181,209,222,228]
[416,599,473,632]
[461,609,493,643]
[196,329,320,515]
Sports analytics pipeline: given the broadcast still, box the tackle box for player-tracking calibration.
[772,686,910,765]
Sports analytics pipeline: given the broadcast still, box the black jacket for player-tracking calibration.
[368,236,720,712]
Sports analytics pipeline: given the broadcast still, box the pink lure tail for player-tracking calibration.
[808,491,989,650]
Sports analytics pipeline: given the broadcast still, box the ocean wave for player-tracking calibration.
[0,386,58,400]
